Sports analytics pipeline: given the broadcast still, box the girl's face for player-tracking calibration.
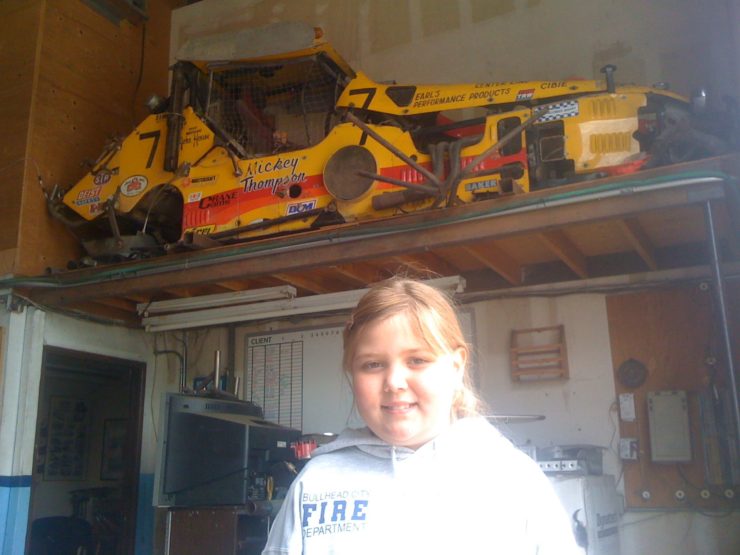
[349,312,466,449]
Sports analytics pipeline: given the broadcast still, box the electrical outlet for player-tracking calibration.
[619,437,639,460]
[619,393,636,421]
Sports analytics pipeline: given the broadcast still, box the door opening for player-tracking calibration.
[26,347,145,555]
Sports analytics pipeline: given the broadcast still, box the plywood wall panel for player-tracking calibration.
[606,285,739,509]
[0,1,43,255]
[8,0,180,276]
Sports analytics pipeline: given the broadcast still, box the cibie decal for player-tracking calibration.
[537,100,579,122]
[516,89,535,102]
[120,175,148,197]
[287,199,317,215]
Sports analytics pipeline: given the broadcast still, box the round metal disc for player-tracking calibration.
[323,146,377,201]
[616,358,648,388]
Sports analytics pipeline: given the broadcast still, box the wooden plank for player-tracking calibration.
[330,262,382,286]
[391,251,459,278]
[605,286,732,510]
[273,273,331,294]
[538,230,588,278]
[462,243,522,285]
[28,179,730,306]
[616,217,658,270]
[90,296,137,312]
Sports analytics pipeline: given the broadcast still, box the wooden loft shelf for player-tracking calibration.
[510,325,569,381]
[11,154,740,327]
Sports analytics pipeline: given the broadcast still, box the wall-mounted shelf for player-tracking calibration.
[510,325,569,381]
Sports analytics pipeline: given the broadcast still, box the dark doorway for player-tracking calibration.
[27,347,145,555]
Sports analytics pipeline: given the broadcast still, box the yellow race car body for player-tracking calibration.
[48,23,726,261]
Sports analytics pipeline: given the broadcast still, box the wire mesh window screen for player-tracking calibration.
[206,58,341,157]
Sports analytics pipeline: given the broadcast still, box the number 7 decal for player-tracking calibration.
[139,130,161,169]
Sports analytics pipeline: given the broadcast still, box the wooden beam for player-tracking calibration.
[616,218,658,270]
[273,273,331,294]
[538,230,588,278]
[462,243,522,285]
[331,262,381,286]
[391,251,459,277]
[28,179,727,306]
[212,280,249,292]
[90,296,137,312]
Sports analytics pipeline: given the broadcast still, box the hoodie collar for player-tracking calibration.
[312,417,499,460]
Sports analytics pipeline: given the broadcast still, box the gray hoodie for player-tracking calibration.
[263,417,581,554]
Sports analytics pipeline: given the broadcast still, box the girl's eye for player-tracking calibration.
[408,356,433,367]
[358,360,384,372]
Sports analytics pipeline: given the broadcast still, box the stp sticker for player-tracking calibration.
[120,175,148,197]
[93,172,112,185]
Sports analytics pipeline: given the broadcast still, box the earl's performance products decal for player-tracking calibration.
[301,489,369,538]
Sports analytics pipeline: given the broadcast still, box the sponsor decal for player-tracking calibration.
[181,126,210,149]
[537,100,579,122]
[467,87,511,101]
[89,202,105,216]
[187,191,202,203]
[191,175,217,184]
[465,179,498,192]
[93,172,112,185]
[412,89,467,108]
[287,199,318,215]
[516,88,535,101]
[190,225,214,235]
[120,175,148,197]
[540,81,566,89]
[199,191,238,209]
[74,186,102,206]
[242,156,306,195]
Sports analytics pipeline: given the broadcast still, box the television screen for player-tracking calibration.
[155,393,301,507]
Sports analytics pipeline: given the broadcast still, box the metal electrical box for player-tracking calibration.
[647,390,692,463]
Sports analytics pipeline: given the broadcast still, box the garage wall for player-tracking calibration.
[171,0,738,100]
[0,0,179,277]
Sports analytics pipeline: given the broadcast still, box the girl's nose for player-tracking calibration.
[384,361,409,392]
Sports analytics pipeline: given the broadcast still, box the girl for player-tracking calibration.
[263,278,580,554]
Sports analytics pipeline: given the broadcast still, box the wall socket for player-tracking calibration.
[619,437,639,460]
[619,392,636,421]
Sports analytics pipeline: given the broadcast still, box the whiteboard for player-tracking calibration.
[243,309,475,434]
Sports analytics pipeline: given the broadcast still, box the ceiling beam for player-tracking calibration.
[391,251,459,278]
[331,262,382,286]
[273,273,332,294]
[462,243,522,285]
[616,217,658,270]
[538,230,588,278]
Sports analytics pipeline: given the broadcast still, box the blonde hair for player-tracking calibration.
[342,277,482,418]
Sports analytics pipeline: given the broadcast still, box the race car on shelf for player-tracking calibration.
[47,22,732,262]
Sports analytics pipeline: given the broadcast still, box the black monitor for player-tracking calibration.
[155,393,301,507]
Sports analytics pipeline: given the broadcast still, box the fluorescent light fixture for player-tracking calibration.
[142,275,465,332]
[137,285,297,316]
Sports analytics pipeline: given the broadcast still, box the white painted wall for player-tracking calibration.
[171,0,738,101]
[223,293,740,555]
